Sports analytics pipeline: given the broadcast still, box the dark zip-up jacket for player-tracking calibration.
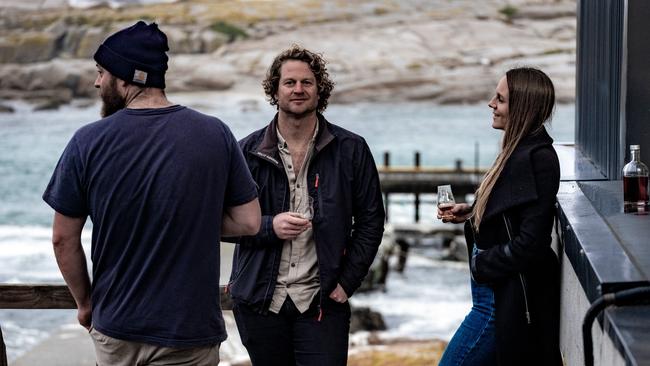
[466,128,562,366]
[229,113,385,313]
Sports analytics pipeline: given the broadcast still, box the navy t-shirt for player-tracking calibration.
[43,105,257,347]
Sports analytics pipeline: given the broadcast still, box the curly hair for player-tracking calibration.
[262,45,334,113]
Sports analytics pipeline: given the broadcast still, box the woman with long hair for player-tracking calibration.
[437,67,562,366]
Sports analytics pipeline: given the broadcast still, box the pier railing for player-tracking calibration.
[378,152,487,221]
[0,284,232,366]
[378,166,484,194]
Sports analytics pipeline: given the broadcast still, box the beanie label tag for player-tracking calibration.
[133,69,148,84]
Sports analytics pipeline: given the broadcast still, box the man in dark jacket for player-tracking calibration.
[230,46,385,365]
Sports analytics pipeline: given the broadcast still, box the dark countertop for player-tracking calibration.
[557,180,650,366]
[607,305,650,366]
[578,181,650,281]
[556,144,607,182]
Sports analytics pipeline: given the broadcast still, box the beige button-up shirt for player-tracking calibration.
[269,125,321,314]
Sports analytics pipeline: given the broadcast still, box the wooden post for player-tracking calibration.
[1,323,7,366]
[384,193,389,222]
[383,151,390,221]
[414,151,421,222]
[455,159,463,172]
[474,141,480,186]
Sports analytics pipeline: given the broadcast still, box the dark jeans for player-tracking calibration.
[233,296,350,366]
[439,247,497,366]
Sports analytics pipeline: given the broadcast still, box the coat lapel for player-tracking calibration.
[482,128,554,221]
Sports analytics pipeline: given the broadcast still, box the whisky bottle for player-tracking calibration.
[623,145,649,213]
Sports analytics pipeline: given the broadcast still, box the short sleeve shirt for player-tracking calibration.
[43,105,257,347]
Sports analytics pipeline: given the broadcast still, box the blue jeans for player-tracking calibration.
[439,248,497,366]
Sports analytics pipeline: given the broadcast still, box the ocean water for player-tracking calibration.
[0,93,575,362]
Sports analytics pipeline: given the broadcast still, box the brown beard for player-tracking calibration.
[100,77,126,118]
[278,99,318,120]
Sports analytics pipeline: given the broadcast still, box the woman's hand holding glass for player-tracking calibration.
[437,185,472,223]
[437,203,473,223]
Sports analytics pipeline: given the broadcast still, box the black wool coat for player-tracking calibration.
[465,128,563,366]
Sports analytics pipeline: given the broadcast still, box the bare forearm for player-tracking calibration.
[54,238,91,308]
[222,212,248,237]
[222,198,261,237]
[51,212,91,328]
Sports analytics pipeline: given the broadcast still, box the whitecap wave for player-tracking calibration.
[0,225,92,283]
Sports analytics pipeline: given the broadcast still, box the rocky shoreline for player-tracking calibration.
[0,0,576,111]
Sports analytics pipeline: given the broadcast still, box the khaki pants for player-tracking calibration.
[90,327,220,366]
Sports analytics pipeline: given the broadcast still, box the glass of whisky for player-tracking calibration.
[437,185,456,220]
[297,196,314,221]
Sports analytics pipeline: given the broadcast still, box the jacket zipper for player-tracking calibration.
[315,173,323,220]
[314,227,324,322]
[469,217,477,250]
[502,214,532,325]
[313,172,324,321]
[258,158,288,314]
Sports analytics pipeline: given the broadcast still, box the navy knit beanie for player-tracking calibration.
[93,21,169,89]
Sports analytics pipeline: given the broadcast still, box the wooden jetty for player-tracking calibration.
[378,166,483,195]
[378,151,487,221]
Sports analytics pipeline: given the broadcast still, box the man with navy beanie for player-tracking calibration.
[94,21,168,90]
[43,21,261,365]
[92,21,170,117]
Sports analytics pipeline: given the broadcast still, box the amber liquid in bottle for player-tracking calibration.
[623,145,649,214]
[623,176,649,213]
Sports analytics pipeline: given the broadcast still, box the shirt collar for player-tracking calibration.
[276,121,320,151]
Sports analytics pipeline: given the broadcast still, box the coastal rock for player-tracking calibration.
[181,74,234,91]
[332,77,445,104]
[0,103,14,113]
[167,55,236,92]
[0,31,59,63]
[514,4,576,20]
[0,88,71,104]
[33,98,67,111]
[0,0,578,105]
[350,306,386,333]
[0,59,96,99]
[433,69,495,104]
[60,27,87,57]
[444,236,469,262]
[75,27,109,58]
[166,27,196,54]
[437,88,493,105]
[199,30,228,53]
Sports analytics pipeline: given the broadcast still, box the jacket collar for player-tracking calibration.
[253,113,335,165]
[482,127,554,221]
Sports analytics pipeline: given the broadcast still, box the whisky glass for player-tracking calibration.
[437,185,456,220]
[297,196,314,221]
